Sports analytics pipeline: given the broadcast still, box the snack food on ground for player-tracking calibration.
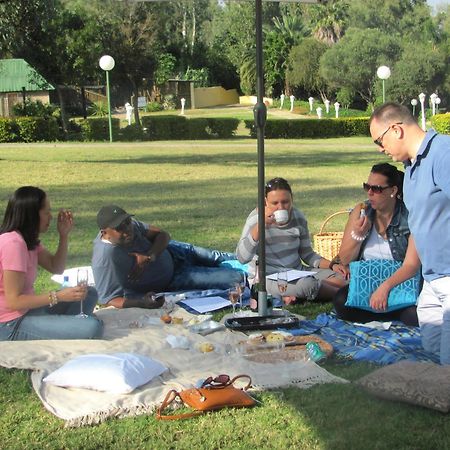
[199,342,215,353]
[172,317,184,325]
[265,332,284,343]
[248,333,265,345]
[160,314,172,324]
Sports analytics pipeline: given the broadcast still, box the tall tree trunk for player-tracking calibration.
[190,5,196,56]
[56,85,68,137]
[131,79,141,126]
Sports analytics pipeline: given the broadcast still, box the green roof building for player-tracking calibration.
[0,59,54,117]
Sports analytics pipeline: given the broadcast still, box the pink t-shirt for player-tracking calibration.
[0,231,42,322]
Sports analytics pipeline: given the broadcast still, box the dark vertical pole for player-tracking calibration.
[21,87,26,114]
[253,0,267,315]
[81,86,87,119]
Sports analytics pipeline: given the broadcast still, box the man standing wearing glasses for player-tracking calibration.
[370,102,450,365]
[92,205,241,309]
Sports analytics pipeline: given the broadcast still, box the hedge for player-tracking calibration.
[430,113,450,135]
[244,117,370,139]
[141,115,188,140]
[140,116,240,140]
[80,117,120,141]
[14,117,59,142]
[0,118,19,143]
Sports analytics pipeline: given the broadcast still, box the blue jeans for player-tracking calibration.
[0,287,103,341]
[167,241,242,291]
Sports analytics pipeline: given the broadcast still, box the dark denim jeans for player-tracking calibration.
[167,241,242,291]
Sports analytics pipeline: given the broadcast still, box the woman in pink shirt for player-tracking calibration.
[0,186,102,340]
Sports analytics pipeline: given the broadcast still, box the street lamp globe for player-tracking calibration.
[377,66,391,103]
[99,55,115,71]
[376,66,391,80]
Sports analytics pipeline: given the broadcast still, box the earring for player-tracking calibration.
[390,194,395,198]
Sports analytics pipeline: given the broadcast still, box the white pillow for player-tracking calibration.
[43,353,167,394]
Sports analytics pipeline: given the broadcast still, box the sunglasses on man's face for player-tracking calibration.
[363,183,391,194]
[373,122,403,148]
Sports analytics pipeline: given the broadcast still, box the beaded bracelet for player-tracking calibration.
[350,230,368,242]
[49,291,58,307]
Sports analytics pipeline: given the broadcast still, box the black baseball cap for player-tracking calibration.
[97,205,134,229]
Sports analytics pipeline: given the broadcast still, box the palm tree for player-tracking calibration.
[308,0,349,45]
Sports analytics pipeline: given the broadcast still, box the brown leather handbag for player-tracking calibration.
[156,374,256,420]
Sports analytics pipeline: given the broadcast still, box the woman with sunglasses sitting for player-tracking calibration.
[236,177,347,304]
[332,163,420,326]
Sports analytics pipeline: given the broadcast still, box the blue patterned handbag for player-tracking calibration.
[346,259,421,312]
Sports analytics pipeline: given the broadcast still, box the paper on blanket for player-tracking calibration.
[179,296,231,313]
[267,269,317,282]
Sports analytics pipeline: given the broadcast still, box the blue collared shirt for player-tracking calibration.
[404,129,450,281]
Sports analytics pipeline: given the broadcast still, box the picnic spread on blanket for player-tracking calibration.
[0,306,347,427]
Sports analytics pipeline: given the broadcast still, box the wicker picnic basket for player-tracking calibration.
[313,210,349,261]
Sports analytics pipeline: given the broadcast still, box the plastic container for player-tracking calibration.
[305,342,326,363]
[62,275,70,288]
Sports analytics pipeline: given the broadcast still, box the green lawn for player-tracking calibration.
[0,138,447,450]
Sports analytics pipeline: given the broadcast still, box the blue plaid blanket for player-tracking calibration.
[288,313,439,365]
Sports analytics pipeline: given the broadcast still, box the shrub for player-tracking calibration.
[207,118,240,138]
[87,101,108,117]
[0,118,19,143]
[244,117,369,139]
[80,117,120,141]
[141,115,188,140]
[12,99,57,118]
[145,101,164,113]
[15,117,59,142]
[187,118,210,139]
[431,113,450,135]
[119,124,145,141]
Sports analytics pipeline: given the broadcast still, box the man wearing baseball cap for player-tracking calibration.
[92,205,242,308]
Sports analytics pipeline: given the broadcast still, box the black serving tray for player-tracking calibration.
[224,315,299,331]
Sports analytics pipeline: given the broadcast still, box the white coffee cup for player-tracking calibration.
[273,209,289,224]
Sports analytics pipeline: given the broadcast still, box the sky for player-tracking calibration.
[428,0,450,10]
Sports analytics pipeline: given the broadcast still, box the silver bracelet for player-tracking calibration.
[350,230,368,242]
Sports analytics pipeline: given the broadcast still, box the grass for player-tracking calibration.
[0,138,447,450]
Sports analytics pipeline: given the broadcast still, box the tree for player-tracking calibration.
[0,0,93,132]
[320,28,400,108]
[387,42,446,103]
[287,38,329,102]
[304,0,349,44]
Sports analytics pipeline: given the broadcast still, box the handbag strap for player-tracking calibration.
[200,374,252,390]
[156,375,253,420]
[156,389,204,421]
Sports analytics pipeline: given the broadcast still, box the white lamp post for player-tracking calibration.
[99,55,115,143]
[180,98,186,115]
[324,99,330,114]
[308,96,314,112]
[435,97,441,115]
[334,102,340,118]
[289,95,295,112]
[376,66,391,103]
[410,98,418,116]
[419,92,426,131]
[316,107,322,119]
[280,93,285,110]
[430,93,438,116]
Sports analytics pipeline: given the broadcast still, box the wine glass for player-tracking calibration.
[76,268,89,318]
[228,287,239,317]
[277,270,288,316]
[237,273,247,312]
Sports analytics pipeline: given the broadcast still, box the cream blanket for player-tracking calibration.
[0,307,347,427]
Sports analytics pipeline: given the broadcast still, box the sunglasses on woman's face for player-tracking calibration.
[363,183,391,194]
